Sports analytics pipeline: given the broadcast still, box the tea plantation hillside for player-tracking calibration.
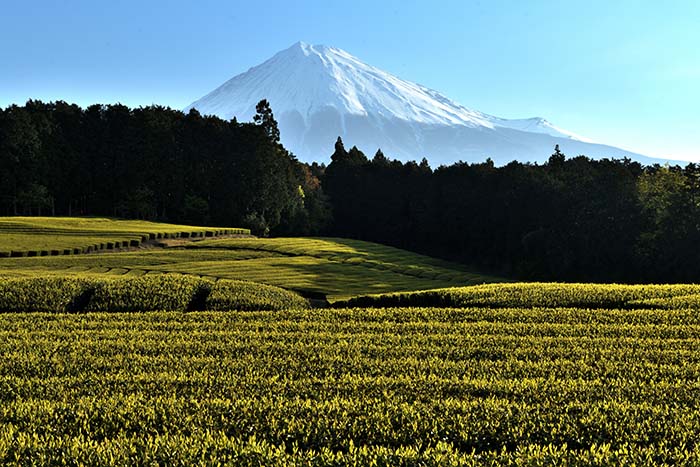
[0,219,500,301]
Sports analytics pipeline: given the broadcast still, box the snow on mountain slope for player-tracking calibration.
[187,42,494,126]
[489,117,594,143]
[186,41,656,164]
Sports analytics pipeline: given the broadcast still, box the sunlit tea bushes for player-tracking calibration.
[86,275,209,312]
[1,306,700,464]
[206,279,310,311]
[5,220,700,462]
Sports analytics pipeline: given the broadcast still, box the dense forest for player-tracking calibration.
[1,100,699,282]
[0,100,330,235]
[324,139,700,282]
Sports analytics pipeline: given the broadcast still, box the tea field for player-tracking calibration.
[2,218,700,465]
[2,306,700,464]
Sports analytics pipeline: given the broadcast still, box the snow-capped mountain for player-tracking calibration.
[185,41,656,165]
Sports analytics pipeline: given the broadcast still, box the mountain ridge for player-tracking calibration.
[186,41,664,165]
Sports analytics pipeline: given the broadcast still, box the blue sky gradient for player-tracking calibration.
[1,0,698,161]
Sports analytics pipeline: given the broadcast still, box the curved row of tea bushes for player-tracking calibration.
[337,282,700,309]
[0,275,309,312]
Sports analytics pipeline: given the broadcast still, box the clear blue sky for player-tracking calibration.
[2,0,698,161]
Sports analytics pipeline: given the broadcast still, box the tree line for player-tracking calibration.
[323,139,700,283]
[1,100,699,282]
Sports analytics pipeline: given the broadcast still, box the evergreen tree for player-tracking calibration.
[372,149,389,166]
[253,99,280,144]
[330,136,348,163]
[347,146,368,165]
[548,144,566,167]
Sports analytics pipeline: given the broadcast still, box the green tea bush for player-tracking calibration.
[0,276,97,312]
[205,279,309,311]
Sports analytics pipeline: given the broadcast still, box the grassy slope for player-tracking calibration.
[0,222,502,301]
[181,237,501,300]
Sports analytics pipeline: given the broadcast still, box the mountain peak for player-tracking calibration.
[285,40,313,54]
[281,41,335,58]
[188,41,497,127]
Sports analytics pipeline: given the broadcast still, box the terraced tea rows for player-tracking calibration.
[2,306,700,464]
[0,217,248,257]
